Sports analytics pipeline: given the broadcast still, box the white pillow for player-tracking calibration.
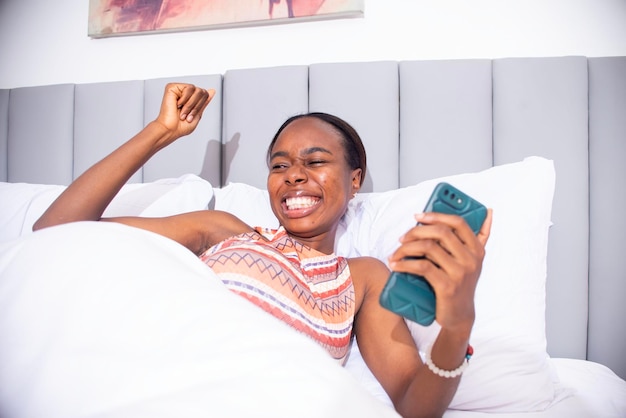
[102,173,214,218]
[341,156,571,412]
[0,182,65,242]
[0,174,214,242]
[0,222,399,418]
[213,182,279,228]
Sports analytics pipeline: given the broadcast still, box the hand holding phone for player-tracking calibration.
[379,182,487,326]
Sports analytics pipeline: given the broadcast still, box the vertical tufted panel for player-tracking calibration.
[143,75,223,184]
[222,66,308,188]
[309,61,399,193]
[588,56,626,378]
[74,81,144,183]
[398,60,493,187]
[8,84,75,185]
[0,89,8,182]
[493,56,589,359]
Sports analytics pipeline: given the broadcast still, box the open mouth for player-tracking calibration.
[284,196,320,211]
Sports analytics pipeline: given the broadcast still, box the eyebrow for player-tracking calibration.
[269,146,333,161]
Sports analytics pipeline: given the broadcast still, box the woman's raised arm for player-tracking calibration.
[33,83,214,231]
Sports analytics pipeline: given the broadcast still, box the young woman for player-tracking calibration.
[34,83,492,418]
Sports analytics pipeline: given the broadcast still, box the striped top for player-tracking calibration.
[199,226,355,363]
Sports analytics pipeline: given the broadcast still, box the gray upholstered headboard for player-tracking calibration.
[1,56,625,379]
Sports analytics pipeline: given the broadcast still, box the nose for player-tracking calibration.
[285,164,307,185]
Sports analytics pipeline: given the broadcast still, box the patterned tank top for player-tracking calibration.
[199,226,355,363]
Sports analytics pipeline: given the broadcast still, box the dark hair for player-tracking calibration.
[266,112,367,186]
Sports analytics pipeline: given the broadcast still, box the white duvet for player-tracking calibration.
[0,222,399,418]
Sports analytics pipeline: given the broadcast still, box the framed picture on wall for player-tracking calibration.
[88,0,365,38]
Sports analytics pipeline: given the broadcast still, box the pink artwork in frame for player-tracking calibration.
[88,0,364,38]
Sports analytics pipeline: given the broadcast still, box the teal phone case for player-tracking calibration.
[379,182,487,326]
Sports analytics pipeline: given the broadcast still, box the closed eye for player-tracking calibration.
[307,160,326,166]
[271,162,289,171]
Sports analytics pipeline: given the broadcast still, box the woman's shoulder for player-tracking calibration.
[347,255,387,267]
[172,209,255,255]
[347,256,390,282]
[347,256,390,310]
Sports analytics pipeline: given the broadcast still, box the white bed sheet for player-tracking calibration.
[447,358,626,418]
[346,343,626,417]
[443,358,626,417]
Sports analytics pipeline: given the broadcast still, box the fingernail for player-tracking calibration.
[180,113,187,120]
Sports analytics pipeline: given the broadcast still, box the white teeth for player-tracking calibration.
[285,196,318,210]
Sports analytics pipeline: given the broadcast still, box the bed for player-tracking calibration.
[1,56,625,417]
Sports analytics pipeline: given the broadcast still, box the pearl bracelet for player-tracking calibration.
[424,344,473,378]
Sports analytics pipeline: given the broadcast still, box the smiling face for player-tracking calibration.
[267,116,363,253]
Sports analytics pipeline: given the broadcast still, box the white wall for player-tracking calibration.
[1,0,625,89]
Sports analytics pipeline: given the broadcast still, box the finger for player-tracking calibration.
[477,208,493,247]
[191,88,215,121]
[174,84,194,110]
[398,220,464,261]
[388,238,450,272]
[393,218,481,280]
[415,212,478,245]
[179,88,203,121]
[388,253,442,280]
[179,87,211,122]
[417,211,489,263]
[389,254,459,299]
[388,239,428,264]
[161,83,186,113]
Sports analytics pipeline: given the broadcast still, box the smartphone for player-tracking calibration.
[379,182,487,326]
